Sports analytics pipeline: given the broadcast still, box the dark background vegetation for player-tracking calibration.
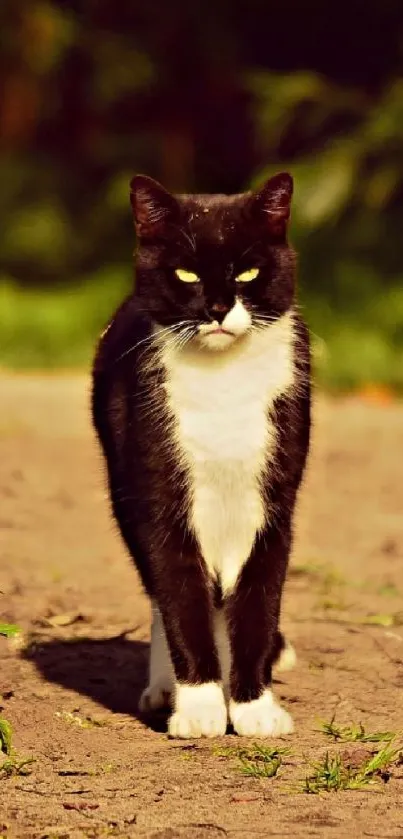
[1,0,403,388]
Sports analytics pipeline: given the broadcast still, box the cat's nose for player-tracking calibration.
[206,302,230,324]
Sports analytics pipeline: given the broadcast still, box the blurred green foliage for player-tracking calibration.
[1,0,403,388]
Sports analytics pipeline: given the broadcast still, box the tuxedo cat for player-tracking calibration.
[92,171,311,738]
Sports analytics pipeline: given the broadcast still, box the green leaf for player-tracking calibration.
[0,623,20,638]
[0,718,12,755]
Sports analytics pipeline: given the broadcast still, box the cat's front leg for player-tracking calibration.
[227,525,294,737]
[143,558,227,738]
[169,681,227,739]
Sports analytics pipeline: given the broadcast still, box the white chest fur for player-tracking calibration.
[161,312,295,594]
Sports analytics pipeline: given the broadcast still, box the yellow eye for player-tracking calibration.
[175,269,200,284]
[236,268,260,283]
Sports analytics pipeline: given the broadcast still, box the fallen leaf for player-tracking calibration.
[44,613,88,628]
[0,623,20,638]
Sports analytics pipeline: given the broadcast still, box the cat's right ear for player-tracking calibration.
[130,175,179,238]
[250,172,293,238]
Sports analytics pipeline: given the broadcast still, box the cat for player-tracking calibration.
[92,171,311,738]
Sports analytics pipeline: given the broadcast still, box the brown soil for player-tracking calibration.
[1,374,403,839]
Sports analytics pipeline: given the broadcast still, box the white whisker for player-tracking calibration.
[116,321,195,365]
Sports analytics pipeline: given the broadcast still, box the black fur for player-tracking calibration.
[92,172,311,724]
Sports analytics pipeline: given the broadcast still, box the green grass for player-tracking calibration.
[304,285,403,392]
[214,744,290,778]
[318,718,397,743]
[213,720,401,791]
[304,744,400,793]
[0,272,130,370]
[310,323,403,392]
[0,756,35,779]
[0,717,35,779]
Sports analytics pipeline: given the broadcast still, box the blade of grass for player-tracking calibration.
[304,742,401,793]
[0,718,12,755]
[214,743,290,779]
[0,757,35,779]
[318,717,396,743]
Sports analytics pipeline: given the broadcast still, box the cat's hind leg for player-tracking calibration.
[139,602,175,712]
[273,631,297,673]
[140,598,227,738]
[213,613,296,703]
[213,609,231,701]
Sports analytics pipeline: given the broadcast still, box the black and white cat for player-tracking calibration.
[92,172,311,738]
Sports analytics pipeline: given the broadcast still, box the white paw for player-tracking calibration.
[229,689,294,737]
[168,682,227,739]
[138,680,172,712]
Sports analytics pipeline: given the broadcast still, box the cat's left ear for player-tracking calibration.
[130,175,179,238]
[252,172,293,237]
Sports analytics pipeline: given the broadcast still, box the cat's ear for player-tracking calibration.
[130,175,179,238]
[251,172,293,237]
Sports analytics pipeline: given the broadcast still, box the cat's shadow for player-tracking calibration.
[23,633,169,732]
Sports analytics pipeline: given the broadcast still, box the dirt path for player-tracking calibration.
[1,375,403,839]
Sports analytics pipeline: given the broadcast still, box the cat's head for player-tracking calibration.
[130,172,295,351]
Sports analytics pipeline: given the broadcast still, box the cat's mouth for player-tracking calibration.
[196,323,240,351]
[206,327,235,336]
